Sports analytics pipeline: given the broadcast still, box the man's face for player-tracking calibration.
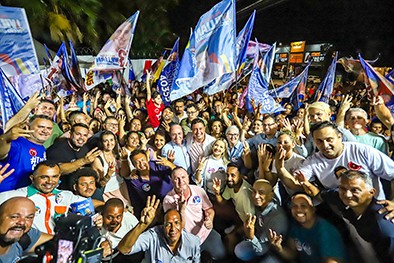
[339,177,375,209]
[131,119,142,132]
[251,181,273,208]
[29,118,53,145]
[226,166,241,188]
[74,176,96,198]
[30,165,61,194]
[290,195,316,227]
[170,125,183,145]
[313,127,343,159]
[103,206,123,233]
[0,200,35,243]
[104,119,119,134]
[226,128,239,146]
[162,108,174,122]
[346,111,367,130]
[262,118,278,136]
[252,120,263,134]
[174,102,185,115]
[35,102,56,119]
[370,123,383,134]
[171,169,189,193]
[308,108,330,125]
[192,123,205,142]
[186,107,198,121]
[131,153,149,172]
[164,210,182,246]
[213,101,222,114]
[70,126,89,148]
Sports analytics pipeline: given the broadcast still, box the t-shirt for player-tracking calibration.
[0,228,41,263]
[146,99,164,128]
[222,180,255,222]
[354,132,388,154]
[196,156,227,194]
[289,217,347,263]
[43,122,63,149]
[0,137,46,192]
[100,211,138,248]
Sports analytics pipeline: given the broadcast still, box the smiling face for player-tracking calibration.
[276,133,295,154]
[103,206,123,233]
[308,108,330,125]
[126,132,140,148]
[346,111,368,130]
[251,180,273,209]
[212,139,226,158]
[0,198,35,244]
[131,153,149,172]
[338,176,375,209]
[313,127,343,159]
[164,210,182,246]
[31,165,61,194]
[162,108,174,122]
[131,119,142,132]
[35,102,56,119]
[171,168,189,194]
[170,125,183,145]
[70,126,89,148]
[102,134,116,152]
[74,176,97,198]
[290,194,316,229]
[211,121,223,135]
[154,134,166,150]
[29,118,53,144]
[226,166,241,188]
[192,122,205,143]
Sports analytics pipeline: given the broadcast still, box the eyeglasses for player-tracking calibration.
[106,123,118,127]
[227,133,239,137]
[186,111,197,115]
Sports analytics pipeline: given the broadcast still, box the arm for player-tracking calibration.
[82,93,89,116]
[117,196,160,255]
[335,95,352,127]
[241,141,253,169]
[28,233,53,253]
[269,229,297,261]
[193,158,207,185]
[0,125,32,160]
[203,207,215,230]
[372,96,394,129]
[212,178,224,203]
[275,146,303,192]
[145,71,152,102]
[257,144,277,185]
[59,148,101,175]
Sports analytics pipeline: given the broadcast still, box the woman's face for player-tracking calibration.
[144,127,155,139]
[102,134,116,151]
[131,119,142,131]
[211,121,223,135]
[127,133,140,148]
[154,134,166,150]
[212,140,226,157]
[277,134,294,153]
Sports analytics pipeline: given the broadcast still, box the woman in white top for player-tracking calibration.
[92,131,131,207]
[194,138,230,194]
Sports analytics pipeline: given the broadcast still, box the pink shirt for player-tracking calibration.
[163,185,212,243]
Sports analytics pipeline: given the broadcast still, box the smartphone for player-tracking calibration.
[57,239,73,263]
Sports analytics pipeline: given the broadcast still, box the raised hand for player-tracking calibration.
[107,161,116,176]
[212,177,222,196]
[377,200,394,223]
[294,170,319,197]
[282,118,293,132]
[204,216,213,230]
[0,164,15,184]
[167,150,175,163]
[140,195,160,225]
[275,145,286,170]
[83,147,101,164]
[244,213,256,239]
[269,229,283,251]
[5,123,33,142]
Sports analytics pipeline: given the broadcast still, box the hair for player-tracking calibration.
[191,118,205,128]
[209,118,224,132]
[98,130,119,157]
[345,107,368,121]
[308,101,331,114]
[225,125,239,135]
[129,149,147,163]
[278,129,296,142]
[289,192,314,208]
[73,167,99,185]
[29,114,52,124]
[142,124,154,132]
[262,114,276,122]
[152,90,161,99]
[104,116,118,124]
[33,161,60,175]
[102,198,124,214]
[227,162,239,170]
[370,118,384,127]
[125,131,140,144]
[71,123,89,133]
[186,103,198,111]
[339,170,374,191]
[163,105,174,113]
[210,138,230,164]
[68,111,86,123]
[164,209,182,222]
[174,99,185,105]
[171,166,188,178]
[39,99,55,107]
[310,121,341,137]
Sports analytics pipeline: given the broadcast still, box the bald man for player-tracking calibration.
[234,179,288,262]
[0,197,52,262]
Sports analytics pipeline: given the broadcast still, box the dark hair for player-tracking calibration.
[102,198,124,214]
[71,123,89,133]
[186,103,198,111]
[29,114,52,124]
[72,167,99,185]
[209,118,224,132]
[262,114,276,122]
[33,161,60,175]
[164,209,182,222]
[163,105,174,113]
[152,91,161,99]
[227,162,239,170]
[310,121,340,137]
[39,99,55,107]
[129,149,147,163]
[174,99,185,105]
[98,131,119,157]
[104,116,118,124]
[191,118,205,128]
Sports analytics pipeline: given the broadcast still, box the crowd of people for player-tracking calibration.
[0,69,394,263]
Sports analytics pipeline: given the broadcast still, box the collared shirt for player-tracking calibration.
[185,132,215,174]
[228,140,244,163]
[0,185,85,234]
[128,226,200,263]
[162,141,191,173]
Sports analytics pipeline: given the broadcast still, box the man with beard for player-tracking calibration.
[0,115,53,192]
[47,123,100,190]
[118,196,200,263]
[269,193,347,263]
[99,198,138,259]
[0,197,53,262]
[72,167,105,202]
[173,99,187,123]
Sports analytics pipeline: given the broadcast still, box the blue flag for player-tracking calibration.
[170,0,237,101]
[0,67,25,128]
[246,42,283,114]
[128,59,136,82]
[270,62,311,99]
[315,53,337,103]
[158,38,179,105]
[386,68,394,85]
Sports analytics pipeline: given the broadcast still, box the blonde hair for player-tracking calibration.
[210,137,230,165]
[308,101,331,115]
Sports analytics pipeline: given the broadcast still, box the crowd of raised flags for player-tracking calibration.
[0,0,394,127]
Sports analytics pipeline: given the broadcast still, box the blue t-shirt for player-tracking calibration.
[0,228,41,263]
[0,137,46,192]
[289,217,347,263]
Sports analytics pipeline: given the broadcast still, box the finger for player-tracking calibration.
[0,163,11,174]
[146,195,151,207]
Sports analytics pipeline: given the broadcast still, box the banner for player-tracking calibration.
[158,38,180,105]
[89,11,139,71]
[246,42,283,114]
[0,6,39,76]
[386,68,394,85]
[0,67,25,128]
[170,0,237,101]
[315,53,337,103]
[10,72,49,100]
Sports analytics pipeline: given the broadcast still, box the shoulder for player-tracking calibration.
[182,230,200,245]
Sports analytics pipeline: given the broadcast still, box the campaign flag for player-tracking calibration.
[0,6,39,76]
[128,59,136,82]
[0,67,25,128]
[153,52,167,82]
[44,43,53,65]
[385,68,394,85]
[10,72,50,100]
[89,11,139,71]
[246,41,271,59]
[170,0,237,101]
[158,38,180,105]
[245,42,283,114]
[69,41,83,89]
[270,62,311,99]
[61,42,80,91]
[359,54,394,108]
[315,53,337,103]
[46,42,66,81]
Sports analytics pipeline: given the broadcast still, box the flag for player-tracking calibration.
[89,11,139,71]
[128,59,136,82]
[170,0,237,101]
[0,67,25,128]
[153,52,167,82]
[69,41,83,89]
[315,53,338,103]
[61,42,80,91]
[270,62,311,99]
[43,43,53,65]
[246,41,272,59]
[46,42,66,81]
[386,68,394,85]
[204,10,255,96]
[359,54,394,108]
[245,42,283,114]
[158,38,180,105]
[10,72,49,100]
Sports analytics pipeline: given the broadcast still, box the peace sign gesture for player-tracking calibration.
[0,164,15,184]
[244,213,256,239]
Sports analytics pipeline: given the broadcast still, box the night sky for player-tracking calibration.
[169,0,394,66]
